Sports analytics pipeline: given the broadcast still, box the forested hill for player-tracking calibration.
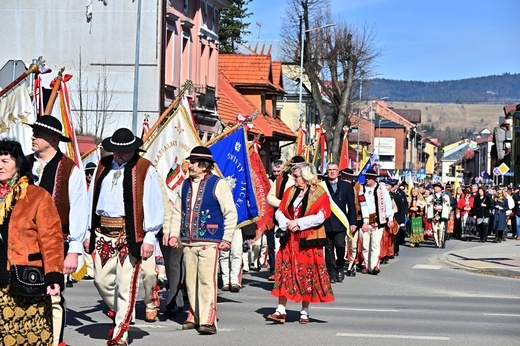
[365,73,520,104]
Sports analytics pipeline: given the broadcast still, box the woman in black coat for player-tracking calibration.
[473,187,493,242]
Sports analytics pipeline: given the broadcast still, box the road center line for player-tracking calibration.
[337,333,450,341]
[483,313,520,317]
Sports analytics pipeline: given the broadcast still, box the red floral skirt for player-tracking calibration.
[272,231,334,303]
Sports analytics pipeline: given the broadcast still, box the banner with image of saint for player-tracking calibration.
[208,126,259,227]
[142,103,202,205]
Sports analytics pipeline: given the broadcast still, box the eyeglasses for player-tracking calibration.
[292,174,302,179]
[327,169,338,171]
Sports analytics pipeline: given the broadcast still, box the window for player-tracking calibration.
[183,0,188,14]
[201,1,207,24]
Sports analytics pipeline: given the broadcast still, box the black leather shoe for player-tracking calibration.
[66,280,73,288]
[372,268,380,275]
[336,270,344,283]
[198,324,217,335]
[345,270,351,277]
[350,270,356,277]
[163,302,183,317]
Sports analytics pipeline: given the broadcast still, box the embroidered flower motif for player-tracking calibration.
[96,237,115,268]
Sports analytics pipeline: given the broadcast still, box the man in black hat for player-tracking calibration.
[84,162,96,189]
[355,169,394,275]
[167,146,237,335]
[85,128,164,345]
[425,182,451,248]
[27,115,89,346]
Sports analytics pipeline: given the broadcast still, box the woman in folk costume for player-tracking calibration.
[457,189,475,239]
[422,189,433,238]
[0,140,64,346]
[408,187,426,247]
[267,162,333,325]
[379,180,397,264]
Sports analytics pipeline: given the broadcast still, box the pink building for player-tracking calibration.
[164,0,231,139]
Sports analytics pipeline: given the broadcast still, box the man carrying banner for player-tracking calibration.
[86,128,164,345]
[355,169,394,275]
[27,116,88,346]
[168,146,237,335]
[323,163,357,283]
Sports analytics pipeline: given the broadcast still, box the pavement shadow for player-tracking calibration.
[255,307,328,324]
[449,253,518,268]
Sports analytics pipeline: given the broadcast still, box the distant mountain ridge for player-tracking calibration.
[365,73,520,104]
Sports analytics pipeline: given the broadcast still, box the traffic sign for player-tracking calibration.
[497,163,510,175]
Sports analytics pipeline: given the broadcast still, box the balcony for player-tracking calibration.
[190,84,216,111]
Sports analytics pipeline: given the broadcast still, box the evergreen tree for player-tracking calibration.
[219,0,252,53]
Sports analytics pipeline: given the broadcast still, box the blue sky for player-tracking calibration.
[242,0,520,82]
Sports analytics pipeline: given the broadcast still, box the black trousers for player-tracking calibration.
[325,231,346,272]
[266,228,275,275]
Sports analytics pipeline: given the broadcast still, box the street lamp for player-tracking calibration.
[298,23,335,141]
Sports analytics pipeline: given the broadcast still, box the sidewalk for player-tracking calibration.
[439,237,520,278]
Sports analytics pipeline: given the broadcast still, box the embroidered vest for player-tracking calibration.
[27,151,74,234]
[180,174,224,243]
[89,154,150,257]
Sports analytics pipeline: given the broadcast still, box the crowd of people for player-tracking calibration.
[1,119,519,345]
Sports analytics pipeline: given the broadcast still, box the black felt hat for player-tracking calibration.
[27,116,71,142]
[84,162,97,173]
[186,146,215,163]
[364,169,378,179]
[102,128,144,153]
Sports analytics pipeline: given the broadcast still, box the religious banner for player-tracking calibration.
[248,144,274,238]
[208,126,259,227]
[141,103,202,204]
[0,83,35,154]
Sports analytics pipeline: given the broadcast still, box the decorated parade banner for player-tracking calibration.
[357,152,376,184]
[208,126,259,227]
[248,144,274,237]
[142,103,202,204]
[0,83,36,154]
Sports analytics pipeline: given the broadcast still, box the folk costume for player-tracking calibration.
[426,186,451,248]
[408,193,426,246]
[457,194,475,239]
[89,146,164,345]
[346,183,364,277]
[27,116,88,346]
[356,176,394,274]
[170,164,237,332]
[0,179,64,346]
[272,183,334,303]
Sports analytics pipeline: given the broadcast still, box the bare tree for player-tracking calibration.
[71,53,117,142]
[280,0,380,163]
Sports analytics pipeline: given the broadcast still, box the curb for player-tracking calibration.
[439,253,520,279]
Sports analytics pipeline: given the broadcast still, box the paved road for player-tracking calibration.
[63,238,520,345]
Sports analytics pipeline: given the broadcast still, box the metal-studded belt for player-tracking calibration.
[99,216,126,237]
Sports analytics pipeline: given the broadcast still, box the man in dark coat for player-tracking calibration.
[389,180,408,256]
[323,162,357,283]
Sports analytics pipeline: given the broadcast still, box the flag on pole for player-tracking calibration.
[0,83,36,154]
[208,126,259,227]
[248,144,274,238]
[56,74,82,166]
[295,122,307,156]
[357,152,376,184]
[142,103,202,204]
[338,126,349,169]
[312,125,326,174]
